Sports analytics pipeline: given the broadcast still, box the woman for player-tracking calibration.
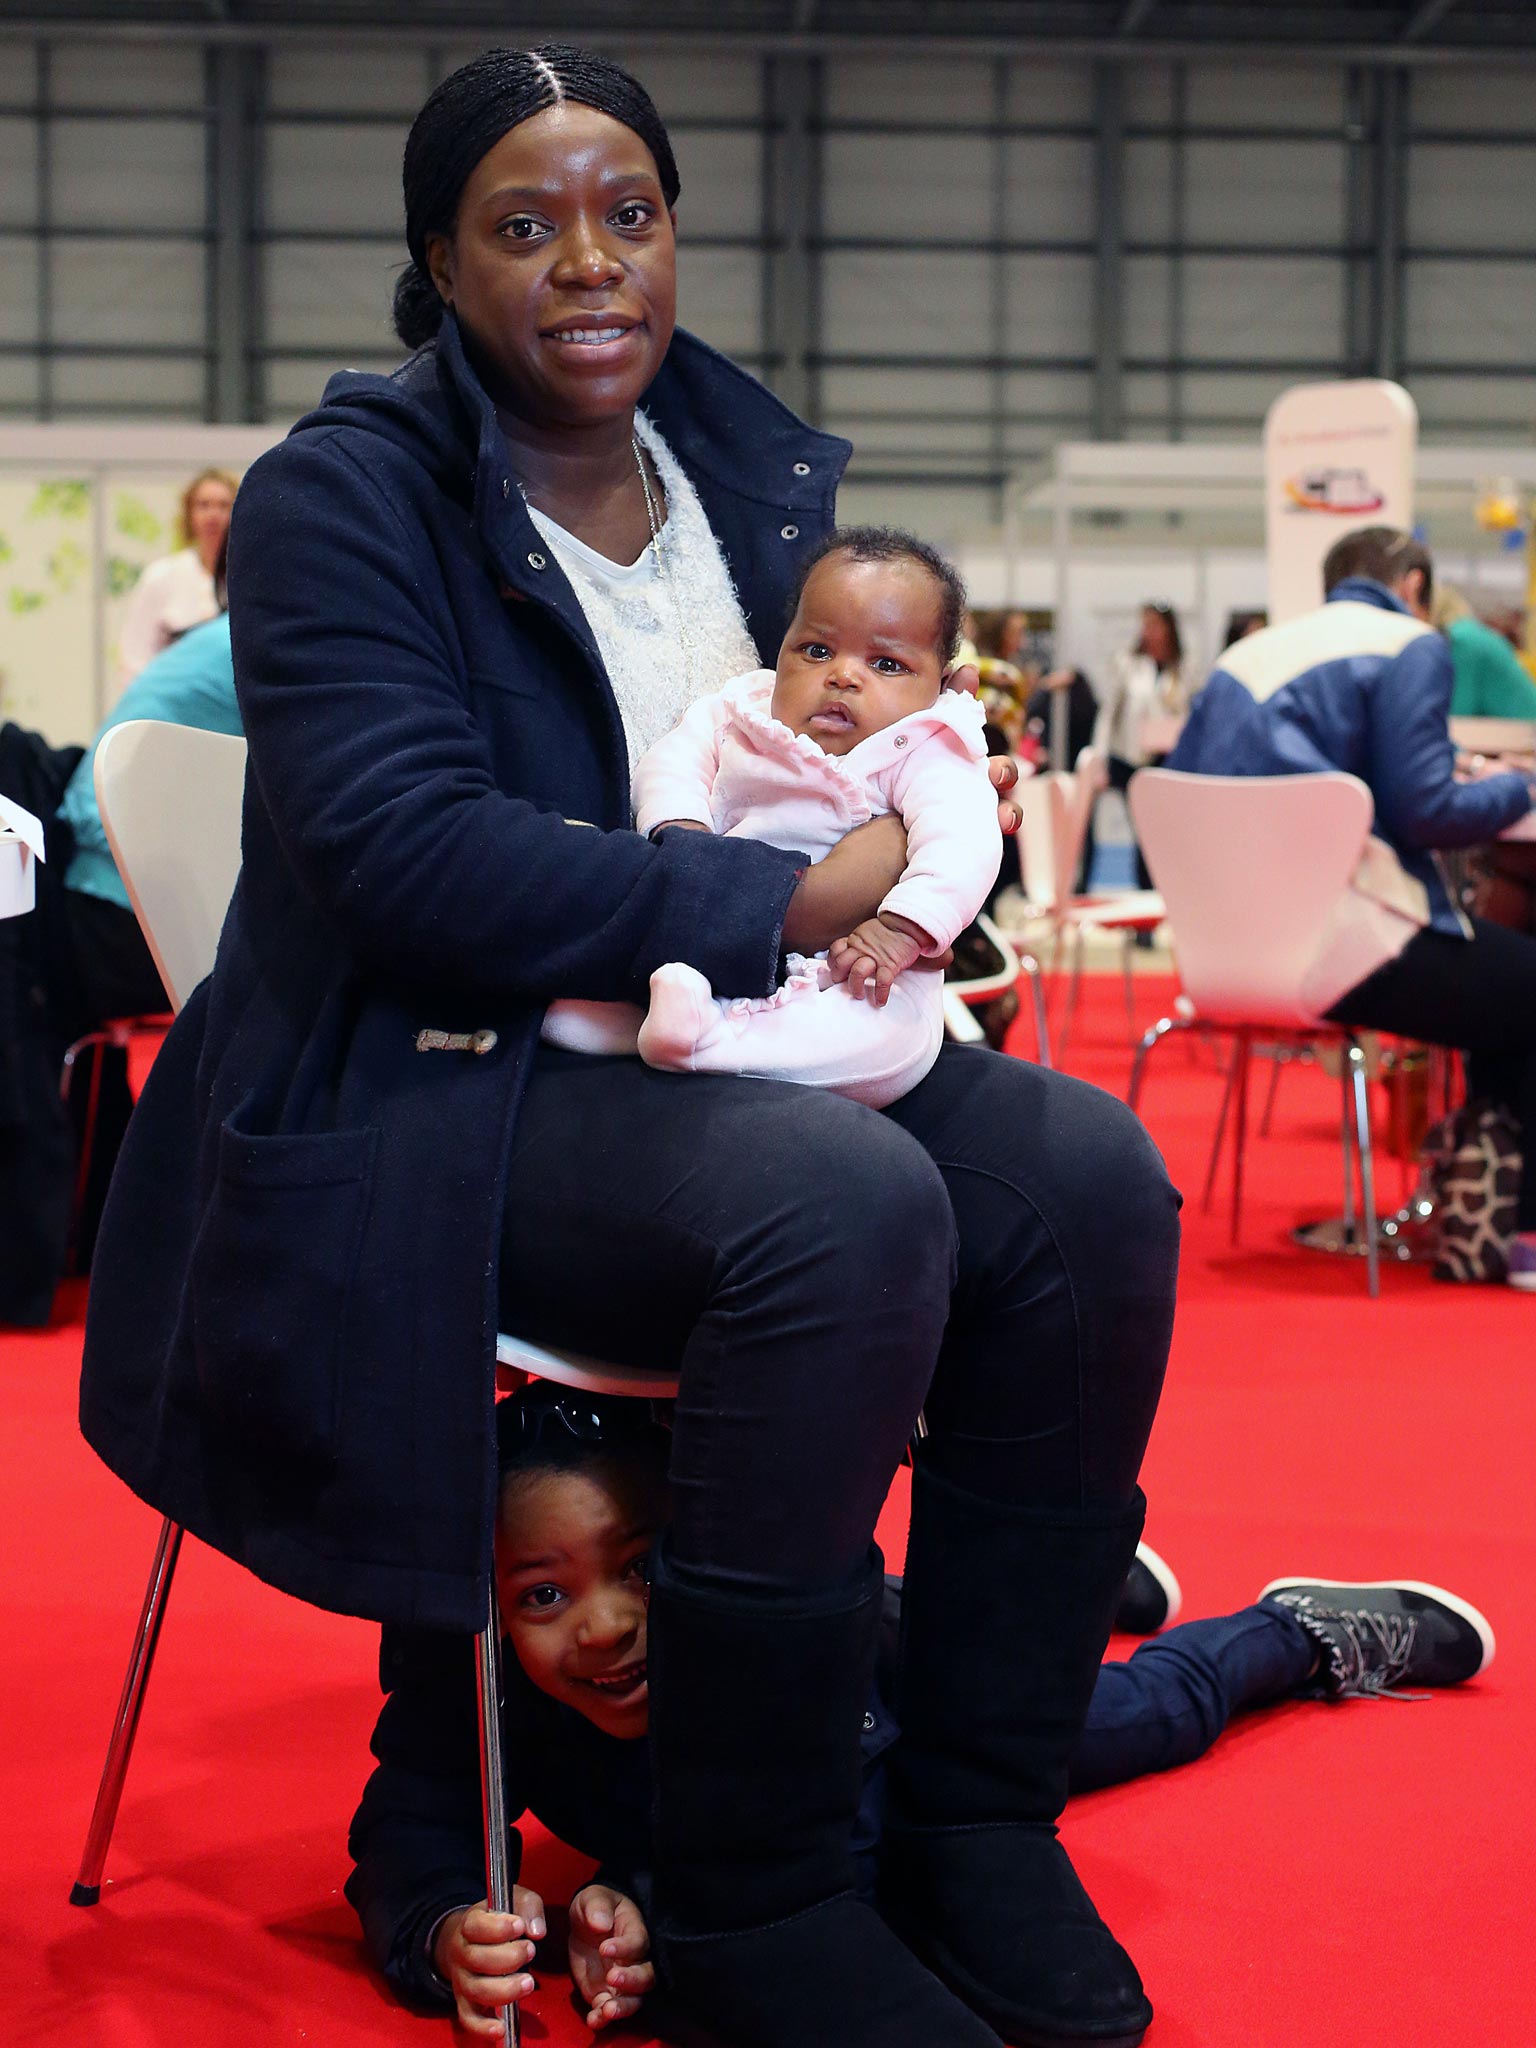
[1094,601,1189,892]
[114,467,236,691]
[80,50,1178,2048]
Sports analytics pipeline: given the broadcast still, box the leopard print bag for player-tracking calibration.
[1416,1103,1523,1283]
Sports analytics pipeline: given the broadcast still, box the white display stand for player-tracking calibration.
[1263,381,1418,624]
[0,793,44,918]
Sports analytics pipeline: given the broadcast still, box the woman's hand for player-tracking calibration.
[568,1884,655,2030]
[945,663,1023,835]
[433,1886,545,2040]
[781,813,909,955]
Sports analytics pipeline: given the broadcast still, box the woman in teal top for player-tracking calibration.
[58,611,240,925]
[1445,610,1536,720]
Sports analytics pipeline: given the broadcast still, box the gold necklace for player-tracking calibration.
[633,429,698,700]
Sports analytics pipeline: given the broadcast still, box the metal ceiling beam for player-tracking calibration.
[2,17,1535,65]
[1402,0,1462,39]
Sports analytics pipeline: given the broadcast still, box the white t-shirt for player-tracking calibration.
[114,547,221,696]
[525,413,761,777]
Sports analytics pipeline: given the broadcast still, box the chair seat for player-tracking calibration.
[494,1331,681,1399]
[1066,889,1166,931]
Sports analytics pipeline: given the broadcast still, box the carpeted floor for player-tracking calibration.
[5,974,1531,2046]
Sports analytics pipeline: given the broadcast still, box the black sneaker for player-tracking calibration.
[1113,1542,1183,1635]
[1259,1578,1495,1698]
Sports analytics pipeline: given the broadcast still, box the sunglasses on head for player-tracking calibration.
[499,1391,672,1460]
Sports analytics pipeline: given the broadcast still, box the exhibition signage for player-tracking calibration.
[1263,380,1418,623]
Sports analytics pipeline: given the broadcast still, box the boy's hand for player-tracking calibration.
[434,1886,546,2040]
[568,1884,655,2031]
[826,912,927,1006]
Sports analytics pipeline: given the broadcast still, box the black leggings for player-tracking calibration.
[1325,916,1536,1229]
[498,1043,1180,1591]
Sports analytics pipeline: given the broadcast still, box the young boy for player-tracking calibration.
[345,1388,1495,2038]
[541,526,1003,1108]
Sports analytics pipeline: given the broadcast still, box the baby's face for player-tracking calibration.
[772,555,947,758]
[495,1463,663,1741]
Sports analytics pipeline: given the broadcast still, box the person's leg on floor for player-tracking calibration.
[497,1050,1003,2048]
[880,1045,1181,2047]
[1069,1602,1316,1794]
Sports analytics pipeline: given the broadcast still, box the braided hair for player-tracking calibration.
[394,45,681,349]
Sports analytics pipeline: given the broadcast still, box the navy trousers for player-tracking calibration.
[499,1041,1181,1591]
[1070,1599,1317,1795]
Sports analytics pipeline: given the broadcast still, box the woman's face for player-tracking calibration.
[428,103,677,431]
[1139,607,1176,667]
[187,480,234,558]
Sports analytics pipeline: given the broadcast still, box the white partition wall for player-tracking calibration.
[0,424,281,744]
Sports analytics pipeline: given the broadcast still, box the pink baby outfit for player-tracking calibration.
[542,670,1002,1108]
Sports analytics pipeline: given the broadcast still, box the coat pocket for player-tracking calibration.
[189,1102,379,1468]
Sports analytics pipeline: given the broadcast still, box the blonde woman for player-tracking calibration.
[113,467,236,691]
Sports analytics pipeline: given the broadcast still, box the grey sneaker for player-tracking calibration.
[1259,1578,1495,1699]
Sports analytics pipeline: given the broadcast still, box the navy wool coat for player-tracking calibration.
[78,315,850,1631]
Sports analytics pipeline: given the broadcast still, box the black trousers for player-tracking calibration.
[498,1043,1180,1590]
[1325,915,1536,1230]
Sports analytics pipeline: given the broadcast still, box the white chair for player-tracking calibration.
[1126,768,1385,1297]
[75,721,677,2048]
[1009,751,1164,1051]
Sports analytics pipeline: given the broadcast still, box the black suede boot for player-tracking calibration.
[883,1461,1153,2048]
[648,1541,1004,2048]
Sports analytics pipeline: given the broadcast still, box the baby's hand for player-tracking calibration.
[568,1884,655,2031]
[826,913,927,1006]
[433,1886,545,2041]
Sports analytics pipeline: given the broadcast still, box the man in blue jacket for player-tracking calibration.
[1168,525,1536,1289]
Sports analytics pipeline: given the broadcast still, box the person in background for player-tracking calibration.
[1169,525,1536,1292]
[113,467,236,692]
[1221,610,1267,649]
[1094,602,1189,891]
[1436,587,1536,720]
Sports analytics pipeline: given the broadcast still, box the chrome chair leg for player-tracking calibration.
[71,1516,185,1905]
[1121,931,1137,1043]
[1229,1030,1252,1247]
[477,1584,519,2047]
[1128,1012,1187,1112]
[1349,1040,1381,1300]
[1060,924,1087,1055]
[1258,1045,1288,1137]
[1020,953,1053,1070]
[1202,1035,1242,1214]
[1339,1060,1358,1246]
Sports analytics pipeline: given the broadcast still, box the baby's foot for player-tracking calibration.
[638,963,719,1070]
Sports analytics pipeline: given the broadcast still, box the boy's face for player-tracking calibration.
[772,554,947,758]
[495,1462,664,1740]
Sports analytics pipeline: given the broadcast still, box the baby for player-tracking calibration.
[541,526,1003,1108]
[347,1387,1494,2038]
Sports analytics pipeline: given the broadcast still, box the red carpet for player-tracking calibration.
[6,976,1532,2047]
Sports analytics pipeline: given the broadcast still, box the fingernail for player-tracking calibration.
[531,1916,546,1939]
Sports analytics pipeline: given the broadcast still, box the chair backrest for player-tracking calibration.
[94,721,248,1015]
[1129,768,1374,1026]
[1014,772,1072,913]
